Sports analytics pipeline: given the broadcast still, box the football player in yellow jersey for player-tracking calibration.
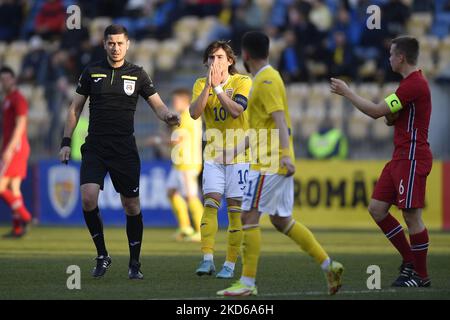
[218,31,344,296]
[166,88,203,242]
[190,40,252,279]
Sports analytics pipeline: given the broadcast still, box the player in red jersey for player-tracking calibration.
[0,66,32,238]
[331,36,432,287]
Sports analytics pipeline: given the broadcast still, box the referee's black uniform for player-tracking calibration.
[76,59,156,197]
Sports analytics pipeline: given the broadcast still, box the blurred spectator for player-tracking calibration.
[43,50,70,153]
[381,0,411,37]
[229,0,264,54]
[309,0,332,34]
[182,0,223,18]
[288,4,321,60]
[34,0,66,41]
[134,0,178,40]
[412,0,434,12]
[307,120,348,160]
[59,22,90,80]
[377,37,402,82]
[327,31,357,80]
[19,35,48,84]
[0,0,24,42]
[278,29,309,82]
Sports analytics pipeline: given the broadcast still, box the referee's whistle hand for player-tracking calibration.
[59,146,71,165]
[165,112,181,127]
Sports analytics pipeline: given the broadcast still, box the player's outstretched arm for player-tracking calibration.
[330,78,391,119]
[59,93,87,164]
[147,93,180,126]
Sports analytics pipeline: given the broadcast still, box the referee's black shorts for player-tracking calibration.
[80,135,141,198]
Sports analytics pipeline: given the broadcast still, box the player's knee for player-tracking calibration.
[167,188,176,198]
[81,195,98,212]
[122,198,141,216]
[270,216,289,233]
[368,203,387,221]
[402,210,423,230]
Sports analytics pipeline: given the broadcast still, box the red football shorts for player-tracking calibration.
[0,142,30,179]
[372,159,432,209]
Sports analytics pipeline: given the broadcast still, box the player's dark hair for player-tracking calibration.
[0,65,15,77]
[241,31,270,60]
[391,36,419,65]
[172,88,191,99]
[203,40,238,75]
[104,24,129,39]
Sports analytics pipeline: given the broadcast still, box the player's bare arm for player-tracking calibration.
[210,63,244,119]
[189,65,212,119]
[2,114,27,165]
[59,93,88,163]
[330,78,391,119]
[147,93,180,126]
[272,111,295,177]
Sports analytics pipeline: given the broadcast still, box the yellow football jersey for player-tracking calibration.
[172,109,203,172]
[191,73,252,163]
[247,65,295,174]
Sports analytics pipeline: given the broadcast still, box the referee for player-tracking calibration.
[59,25,180,280]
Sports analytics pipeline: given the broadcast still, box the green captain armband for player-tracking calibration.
[384,93,403,113]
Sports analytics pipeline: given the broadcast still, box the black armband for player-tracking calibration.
[60,137,72,148]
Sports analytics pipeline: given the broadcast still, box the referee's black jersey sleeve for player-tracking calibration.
[76,67,90,96]
[138,68,156,99]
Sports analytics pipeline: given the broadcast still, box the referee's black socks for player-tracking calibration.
[83,207,108,257]
[126,212,143,266]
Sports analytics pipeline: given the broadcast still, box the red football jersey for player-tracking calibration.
[1,89,29,151]
[393,70,432,160]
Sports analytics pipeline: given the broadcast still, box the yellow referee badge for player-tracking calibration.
[384,93,403,113]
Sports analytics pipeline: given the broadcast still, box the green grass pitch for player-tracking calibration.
[0,226,449,300]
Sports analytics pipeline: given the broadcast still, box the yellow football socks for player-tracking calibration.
[242,225,261,278]
[226,206,243,264]
[188,197,204,233]
[201,198,220,255]
[286,220,328,265]
[169,193,190,230]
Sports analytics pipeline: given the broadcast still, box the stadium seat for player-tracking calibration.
[300,84,328,138]
[358,59,377,79]
[287,83,307,127]
[356,83,380,101]
[407,12,433,37]
[0,41,7,60]
[156,39,182,71]
[436,35,450,75]
[3,41,29,74]
[89,17,113,42]
[28,85,49,139]
[18,84,33,102]
[381,83,398,99]
[329,94,344,129]
[134,39,160,60]
[347,107,371,141]
[269,37,286,62]
[174,16,200,48]
[372,117,392,141]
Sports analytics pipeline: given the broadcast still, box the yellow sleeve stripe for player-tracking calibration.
[91,74,107,78]
[384,93,403,113]
[121,75,138,80]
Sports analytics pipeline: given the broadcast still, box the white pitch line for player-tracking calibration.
[149,288,450,300]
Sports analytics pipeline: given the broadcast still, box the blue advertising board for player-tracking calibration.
[37,160,228,226]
